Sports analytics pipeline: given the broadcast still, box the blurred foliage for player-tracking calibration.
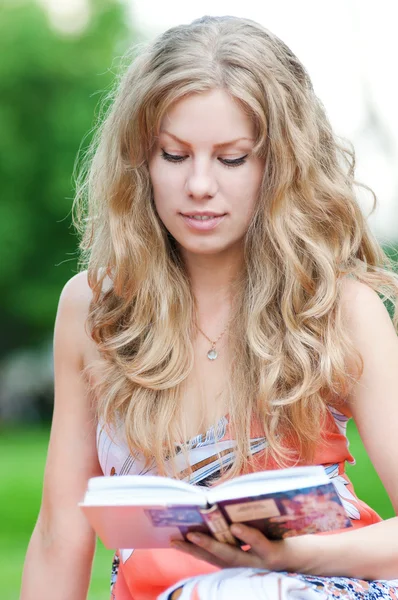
[0,0,133,357]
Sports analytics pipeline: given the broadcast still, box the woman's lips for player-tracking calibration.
[180,214,226,231]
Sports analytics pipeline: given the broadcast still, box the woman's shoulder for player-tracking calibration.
[56,270,107,367]
[339,275,377,302]
[338,276,392,328]
[59,269,113,313]
[338,275,397,386]
[59,270,92,312]
[54,272,91,361]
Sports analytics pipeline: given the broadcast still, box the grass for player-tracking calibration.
[0,426,113,600]
[0,422,394,600]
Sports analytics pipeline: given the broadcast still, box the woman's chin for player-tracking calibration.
[177,239,243,259]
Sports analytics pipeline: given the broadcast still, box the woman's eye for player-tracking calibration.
[161,150,187,163]
[160,149,248,168]
[221,155,248,168]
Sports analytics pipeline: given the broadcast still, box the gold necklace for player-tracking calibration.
[196,321,230,361]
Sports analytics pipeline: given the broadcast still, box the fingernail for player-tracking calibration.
[230,524,242,535]
[170,540,182,548]
[187,533,202,544]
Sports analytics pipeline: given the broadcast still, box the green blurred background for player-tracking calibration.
[0,1,396,599]
[0,1,134,597]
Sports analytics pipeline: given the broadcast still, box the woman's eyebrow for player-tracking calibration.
[159,130,254,148]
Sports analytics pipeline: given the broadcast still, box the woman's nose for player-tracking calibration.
[185,161,218,200]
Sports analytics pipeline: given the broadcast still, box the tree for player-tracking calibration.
[0,0,134,356]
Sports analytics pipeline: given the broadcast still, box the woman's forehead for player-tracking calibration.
[156,90,257,147]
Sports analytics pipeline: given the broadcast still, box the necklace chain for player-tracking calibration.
[196,319,231,360]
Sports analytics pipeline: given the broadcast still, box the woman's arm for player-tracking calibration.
[20,272,103,600]
[172,279,398,580]
[283,277,398,580]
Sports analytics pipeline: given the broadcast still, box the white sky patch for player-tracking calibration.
[38,0,91,35]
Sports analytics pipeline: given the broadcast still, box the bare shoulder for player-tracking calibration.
[338,276,398,402]
[59,270,113,311]
[58,270,93,315]
[340,276,381,306]
[337,276,397,395]
[339,276,395,334]
[55,271,96,368]
[56,270,114,368]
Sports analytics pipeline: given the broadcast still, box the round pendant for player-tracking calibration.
[207,348,218,360]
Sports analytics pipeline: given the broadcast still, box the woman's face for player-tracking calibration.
[148,88,265,258]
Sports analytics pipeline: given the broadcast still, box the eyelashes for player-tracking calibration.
[160,149,248,168]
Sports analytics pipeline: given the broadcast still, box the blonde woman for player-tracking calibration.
[21,15,398,600]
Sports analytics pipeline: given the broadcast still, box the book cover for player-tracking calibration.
[215,483,351,540]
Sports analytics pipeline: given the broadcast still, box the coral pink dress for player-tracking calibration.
[96,406,397,600]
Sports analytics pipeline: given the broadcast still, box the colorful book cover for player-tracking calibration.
[217,483,351,540]
[143,483,351,544]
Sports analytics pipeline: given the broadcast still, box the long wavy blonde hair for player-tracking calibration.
[74,15,398,477]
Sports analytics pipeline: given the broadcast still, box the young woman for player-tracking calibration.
[21,15,398,600]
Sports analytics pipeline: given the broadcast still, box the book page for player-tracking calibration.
[207,466,329,505]
[83,475,206,506]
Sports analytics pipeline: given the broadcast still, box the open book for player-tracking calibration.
[80,465,351,549]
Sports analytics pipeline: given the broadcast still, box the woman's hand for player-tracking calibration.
[170,524,291,571]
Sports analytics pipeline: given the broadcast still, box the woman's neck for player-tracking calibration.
[180,245,244,329]
[183,246,243,294]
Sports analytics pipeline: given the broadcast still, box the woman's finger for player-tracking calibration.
[230,524,283,568]
[177,532,264,569]
[170,539,228,568]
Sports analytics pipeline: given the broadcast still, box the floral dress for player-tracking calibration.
[96,406,398,600]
